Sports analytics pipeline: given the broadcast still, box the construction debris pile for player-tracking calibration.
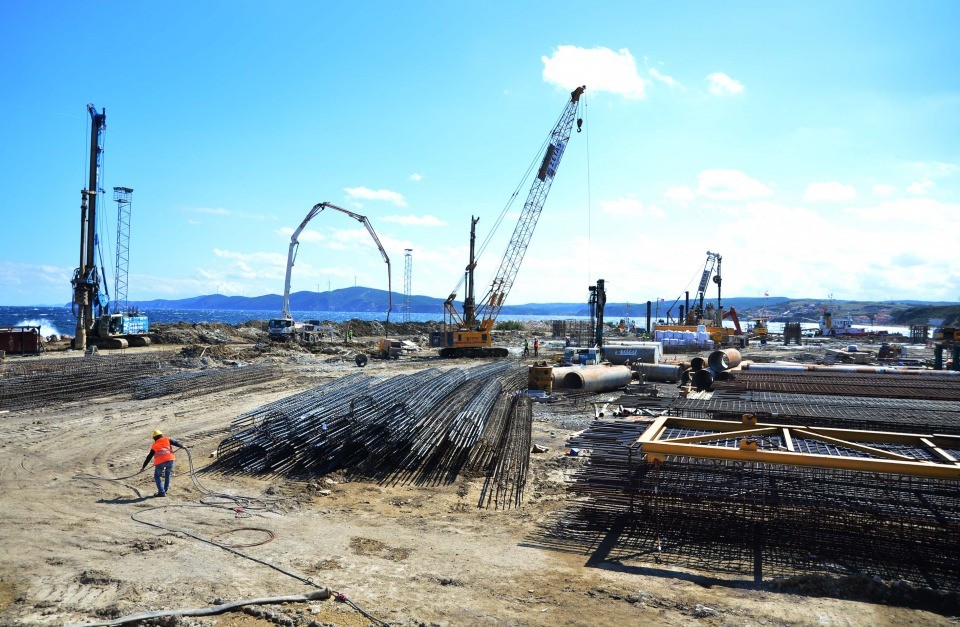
[213,362,533,508]
[540,367,960,591]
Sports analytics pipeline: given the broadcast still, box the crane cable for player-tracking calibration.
[584,95,592,287]
[446,104,565,299]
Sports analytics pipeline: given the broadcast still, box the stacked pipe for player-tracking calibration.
[212,362,534,505]
[131,364,283,399]
[548,418,960,590]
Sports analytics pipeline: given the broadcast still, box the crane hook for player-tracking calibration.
[576,118,583,133]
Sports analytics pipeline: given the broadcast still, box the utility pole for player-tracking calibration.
[403,249,413,322]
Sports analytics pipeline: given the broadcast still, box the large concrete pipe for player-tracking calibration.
[691,368,714,391]
[741,363,960,377]
[635,363,682,383]
[708,348,742,372]
[555,365,633,392]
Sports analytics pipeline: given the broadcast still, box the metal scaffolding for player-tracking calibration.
[112,187,133,313]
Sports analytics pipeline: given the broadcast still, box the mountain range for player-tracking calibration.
[122,286,958,322]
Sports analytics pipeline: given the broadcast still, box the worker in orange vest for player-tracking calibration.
[140,429,185,497]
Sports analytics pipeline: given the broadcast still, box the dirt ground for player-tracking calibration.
[0,327,953,626]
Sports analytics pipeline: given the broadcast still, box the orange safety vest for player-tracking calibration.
[151,437,176,465]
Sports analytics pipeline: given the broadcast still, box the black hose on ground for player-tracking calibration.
[67,589,331,627]
[78,445,391,626]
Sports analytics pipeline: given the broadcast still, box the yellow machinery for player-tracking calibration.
[636,414,960,480]
[431,86,585,358]
[654,251,742,345]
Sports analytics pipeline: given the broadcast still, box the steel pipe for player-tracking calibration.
[708,348,742,372]
[743,363,960,376]
[691,368,714,391]
[635,363,682,383]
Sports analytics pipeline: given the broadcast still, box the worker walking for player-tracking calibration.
[523,339,529,357]
[533,338,539,357]
[140,429,184,497]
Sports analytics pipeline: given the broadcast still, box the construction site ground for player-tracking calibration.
[0,325,953,626]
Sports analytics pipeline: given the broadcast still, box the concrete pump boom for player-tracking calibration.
[279,202,392,322]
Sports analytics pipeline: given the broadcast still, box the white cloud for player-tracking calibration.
[187,218,201,225]
[696,169,771,200]
[187,206,229,215]
[599,197,666,219]
[541,45,645,99]
[664,186,696,203]
[409,173,423,182]
[0,261,71,291]
[804,181,858,202]
[872,184,896,198]
[277,226,325,242]
[212,248,287,266]
[382,214,447,227]
[847,197,958,224]
[649,67,679,88]
[706,72,744,96]
[912,161,958,179]
[907,180,934,195]
[344,186,408,207]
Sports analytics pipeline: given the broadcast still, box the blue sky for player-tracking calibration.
[2,1,958,307]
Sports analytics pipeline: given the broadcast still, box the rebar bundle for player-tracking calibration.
[542,418,960,590]
[714,370,960,401]
[131,364,283,399]
[476,392,532,510]
[212,362,535,506]
[672,390,960,434]
[0,353,170,412]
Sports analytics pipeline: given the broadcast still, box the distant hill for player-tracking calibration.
[126,288,806,318]
[891,305,960,327]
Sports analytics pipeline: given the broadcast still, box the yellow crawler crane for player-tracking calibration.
[432,86,585,358]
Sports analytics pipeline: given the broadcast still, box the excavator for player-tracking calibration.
[268,202,394,357]
[431,86,586,358]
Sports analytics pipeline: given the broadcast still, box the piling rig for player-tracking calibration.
[70,104,149,350]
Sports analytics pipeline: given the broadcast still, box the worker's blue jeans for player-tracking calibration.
[154,460,174,494]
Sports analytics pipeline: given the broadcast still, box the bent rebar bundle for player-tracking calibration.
[131,364,283,400]
[213,362,534,508]
[541,419,960,591]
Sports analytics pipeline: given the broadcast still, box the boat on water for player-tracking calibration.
[819,311,869,336]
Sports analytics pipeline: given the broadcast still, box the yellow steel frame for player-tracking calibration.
[635,415,960,480]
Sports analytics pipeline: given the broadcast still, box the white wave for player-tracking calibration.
[15,319,63,338]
